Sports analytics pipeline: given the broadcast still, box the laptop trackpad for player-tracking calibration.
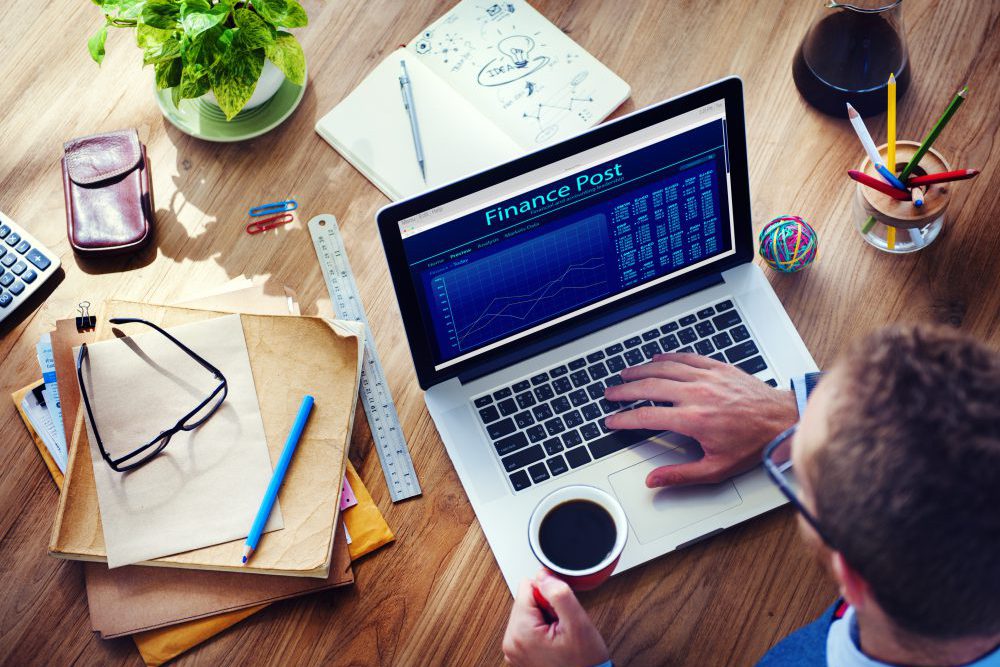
[608,449,743,545]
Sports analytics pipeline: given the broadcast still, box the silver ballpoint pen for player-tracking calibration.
[398,60,426,182]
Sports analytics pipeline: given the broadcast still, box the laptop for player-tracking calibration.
[377,77,818,593]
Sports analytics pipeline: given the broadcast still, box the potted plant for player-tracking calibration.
[88,0,308,120]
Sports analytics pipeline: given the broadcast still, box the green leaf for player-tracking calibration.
[252,0,307,29]
[171,83,182,107]
[141,0,180,29]
[179,66,211,98]
[136,23,181,64]
[154,57,182,89]
[186,24,226,68]
[252,0,287,25]
[265,32,304,84]
[88,25,108,64]
[210,47,264,120]
[278,0,307,28]
[180,0,210,13]
[107,0,147,19]
[180,0,229,37]
[233,8,274,50]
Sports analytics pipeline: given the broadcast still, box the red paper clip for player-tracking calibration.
[246,213,293,235]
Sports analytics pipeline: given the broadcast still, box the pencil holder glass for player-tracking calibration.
[854,140,950,254]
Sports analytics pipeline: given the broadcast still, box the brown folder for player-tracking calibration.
[84,528,353,638]
[49,300,364,578]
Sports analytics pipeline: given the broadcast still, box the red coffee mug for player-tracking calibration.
[527,485,628,591]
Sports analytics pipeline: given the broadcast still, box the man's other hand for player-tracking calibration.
[604,352,798,488]
[502,571,610,667]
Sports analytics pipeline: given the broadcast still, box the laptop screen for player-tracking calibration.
[396,98,736,371]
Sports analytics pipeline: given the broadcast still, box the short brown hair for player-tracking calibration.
[812,324,1000,639]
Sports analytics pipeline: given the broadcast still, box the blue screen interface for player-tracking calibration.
[401,118,732,368]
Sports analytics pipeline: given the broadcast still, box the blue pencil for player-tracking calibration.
[242,395,315,564]
[874,163,907,191]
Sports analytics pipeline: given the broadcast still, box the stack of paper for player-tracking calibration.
[12,280,395,665]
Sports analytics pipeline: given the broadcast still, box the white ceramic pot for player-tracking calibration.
[202,59,285,112]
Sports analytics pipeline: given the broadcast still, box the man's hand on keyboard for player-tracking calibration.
[603,352,797,488]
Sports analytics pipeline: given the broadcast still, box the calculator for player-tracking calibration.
[0,211,60,324]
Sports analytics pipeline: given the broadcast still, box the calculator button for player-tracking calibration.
[0,246,5,258]
[11,261,25,276]
[8,281,24,296]
[0,224,9,238]
[4,232,20,247]
[25,249,51,271]
[1,254,14,268]
[15,240,30,254]
[0,292,10,308]
[0,273,13,287]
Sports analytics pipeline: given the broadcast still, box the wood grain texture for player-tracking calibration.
[1,1,998,665]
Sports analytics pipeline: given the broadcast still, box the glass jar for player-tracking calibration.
[793,1,910,117]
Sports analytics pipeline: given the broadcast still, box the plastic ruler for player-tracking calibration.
[308,214,421,502]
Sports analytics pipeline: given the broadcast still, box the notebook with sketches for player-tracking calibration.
[49,301,365,578]
[315,0,630,201]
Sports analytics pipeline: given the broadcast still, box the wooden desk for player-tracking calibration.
[1,1,997,664]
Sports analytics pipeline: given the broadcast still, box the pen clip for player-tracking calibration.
[246,213,294,235]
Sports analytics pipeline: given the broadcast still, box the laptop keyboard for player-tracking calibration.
[470,299,776,493]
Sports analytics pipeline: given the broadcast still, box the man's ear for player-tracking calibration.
[830,551,872,610]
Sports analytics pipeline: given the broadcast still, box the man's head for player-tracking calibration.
[792,324,1000,641]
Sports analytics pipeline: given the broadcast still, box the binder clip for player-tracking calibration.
[76,301,96,332]
[249,199,297,217]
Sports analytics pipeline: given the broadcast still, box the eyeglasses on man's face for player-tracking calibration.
[76,317,228,472]
[762,424,837,548]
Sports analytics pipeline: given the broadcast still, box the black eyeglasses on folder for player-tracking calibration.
[76,317,229,472]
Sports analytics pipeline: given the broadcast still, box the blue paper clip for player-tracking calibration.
[249,199,297,217]
[246,213,294,235]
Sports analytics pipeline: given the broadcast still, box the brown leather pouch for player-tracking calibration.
[62,129,154,256]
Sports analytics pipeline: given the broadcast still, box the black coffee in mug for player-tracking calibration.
[538,499,617,571]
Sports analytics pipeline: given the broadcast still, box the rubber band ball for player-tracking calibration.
[758,215,818,272]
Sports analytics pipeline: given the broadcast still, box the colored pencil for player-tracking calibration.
[887,74,897,174]
[847,170,910,201]
[875,163,907,191]
[886,225,896,250]
[242,395,315,564]
[899,86,968,181]
[907,169,979,187]
[911,185,925,208]
[846,103,883,167]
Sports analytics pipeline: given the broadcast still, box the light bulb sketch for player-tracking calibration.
[498,35,535,68]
